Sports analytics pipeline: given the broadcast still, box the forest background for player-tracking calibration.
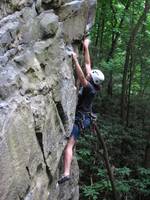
[76,0,150,200]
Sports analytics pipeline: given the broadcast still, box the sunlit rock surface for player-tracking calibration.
[0,0,96,199]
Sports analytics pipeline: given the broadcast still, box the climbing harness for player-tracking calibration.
[75,111,97,133]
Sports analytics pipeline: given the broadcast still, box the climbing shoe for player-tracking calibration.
[58,175,70,184]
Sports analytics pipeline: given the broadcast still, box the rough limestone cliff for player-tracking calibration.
[0,1,96,200]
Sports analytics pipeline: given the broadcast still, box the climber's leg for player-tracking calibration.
[58,136,76,184]
[63,136,76,176]
[58,124,79,184]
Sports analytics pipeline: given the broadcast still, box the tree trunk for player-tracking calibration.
[99,6,105,55]
[121,0,150,124]
[107,0,132,96]
[94,0,101,47]
[144,143,150,168]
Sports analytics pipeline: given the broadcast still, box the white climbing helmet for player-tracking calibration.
[91,69,105,85]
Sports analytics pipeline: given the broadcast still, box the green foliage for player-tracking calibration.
[81,185,100,200]
[77,0,150,199]
[77,114,150,199]
[116,167,131,177]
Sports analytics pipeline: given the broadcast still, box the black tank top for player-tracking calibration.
[77,82,97,113]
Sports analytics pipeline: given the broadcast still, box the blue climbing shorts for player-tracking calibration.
[70,112,91,140]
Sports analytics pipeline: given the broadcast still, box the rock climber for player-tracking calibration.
[58,37,105,184]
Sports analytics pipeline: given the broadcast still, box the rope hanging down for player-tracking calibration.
[92,121,119,200]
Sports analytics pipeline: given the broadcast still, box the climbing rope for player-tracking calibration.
[91,121,118,200]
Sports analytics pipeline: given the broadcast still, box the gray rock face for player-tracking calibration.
[0,1,96,200]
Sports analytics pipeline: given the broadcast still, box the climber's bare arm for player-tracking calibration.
[83,38,92,76]
[72,52,88,87]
